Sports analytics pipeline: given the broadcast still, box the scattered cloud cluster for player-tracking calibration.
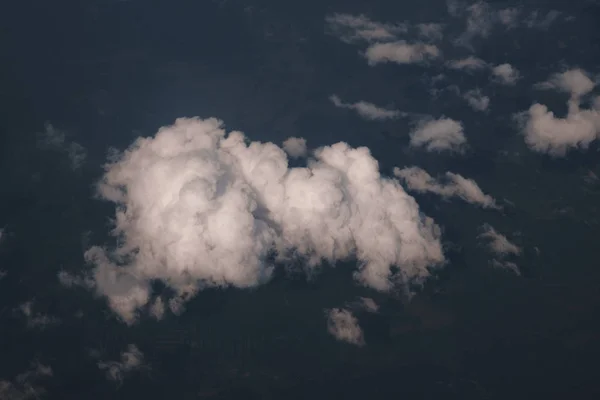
[97,344,146,384]
[492,63,520,85]
[325,308,365,346]
[478,224,522,275]
[0,361,53,400]
[518,68,600,156]
[81,117,445,323]
[408,118,467,153]
[394,167,499,209]
[330,94,401,120]
[326,13,442,66]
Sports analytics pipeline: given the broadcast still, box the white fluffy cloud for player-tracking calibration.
[394,166,498,209]
[464,89,490,111]
[518,69,600,156]
[364,41,441,66]
[408,118,467,153]
[492,63,520,85]
[0,361,53,400]
[325,308,365,346]
[83,117,445,323]
[330,94,401,120]
[98,344,146,384]
[535,69,596,98]
[282,137,307,158]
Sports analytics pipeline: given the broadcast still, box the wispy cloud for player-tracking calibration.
[330,94,401,120]
[394,166,499,209]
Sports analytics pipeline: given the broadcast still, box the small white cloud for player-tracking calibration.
[57,270,94,288]
[479,224,521,256]
[535,69,596,99]
[517,97,600,156]
[150,297,166,320]
[409,118,467,153]
[325,13,406,43]
[282,137,307,158]
[492,63,520,85]
[464,89,490,111]
[330,94,401,120]
[364,41,441,66]
[98,344,146,384]
[325,308,365,346]
[447,56,488,71]
[394,167,499,209]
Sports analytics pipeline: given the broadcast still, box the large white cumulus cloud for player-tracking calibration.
[85,117,445,323]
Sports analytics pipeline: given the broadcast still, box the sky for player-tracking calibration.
[1,0,600,399]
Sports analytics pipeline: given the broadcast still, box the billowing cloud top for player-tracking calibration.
[85,118,445,323]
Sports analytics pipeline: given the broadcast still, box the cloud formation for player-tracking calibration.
[447,56,488,71]
[408,118,467,153]
[16,301,60,329]
[37,123,87,170]
[491,63,520,85]
[330,95,401,120]
[325,13,407,43]
[394,167,499,209]
[0,361,53,400]
[518,69,600,156]
[364,41,441,66]
[83,118,445,323]
[464,89,490,111]
[282,137,308,158]
[325,308,365,346]
[479,224,522,275]
[97,344,146,384]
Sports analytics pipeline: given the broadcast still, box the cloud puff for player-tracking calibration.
[447,56,488,71]
[517,70,600,156]
[325,13,407,43]
[491,63,520,85]
[330,95,401,120]
[0,361,53,400]
[535,69,596,99]
[98,344,146,384]
[479,224,521,256]
[83,117,445,323]
[282,137,307,158]
[394,167,499,209]
[479,224,522,275]
[408,118,467,153]
[464,89,490,111]
[325,308,365,346]
[364,41,441,66]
